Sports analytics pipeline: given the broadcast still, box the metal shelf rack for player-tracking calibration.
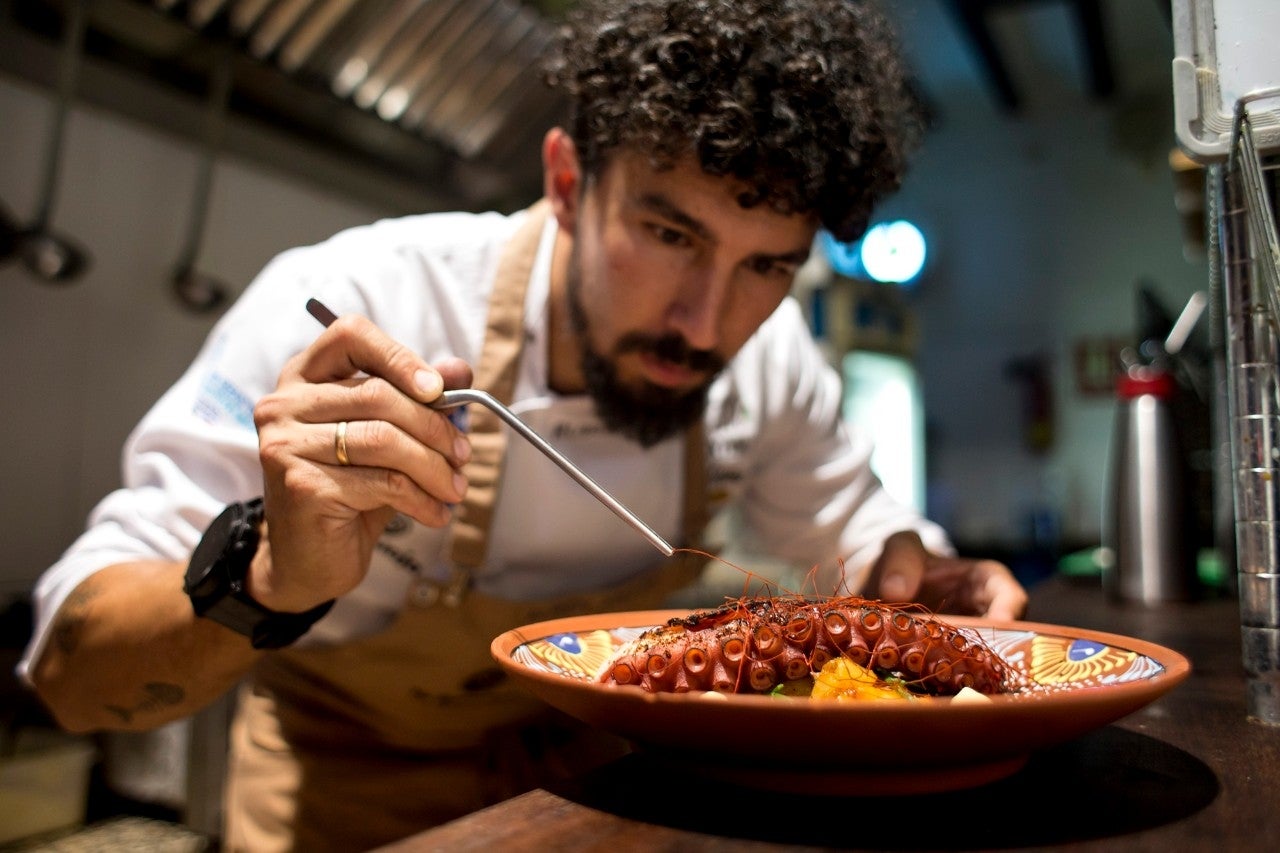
[1213,96,1280,725]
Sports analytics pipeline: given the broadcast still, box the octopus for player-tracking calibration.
[596,596,1018,697]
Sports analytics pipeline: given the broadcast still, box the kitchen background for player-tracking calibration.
[0,0,1205,598]
[0,0,1218,842]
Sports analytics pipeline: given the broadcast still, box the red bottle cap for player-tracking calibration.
[1116,370,1176,399]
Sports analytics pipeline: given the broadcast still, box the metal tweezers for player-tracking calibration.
[306,298,674,556]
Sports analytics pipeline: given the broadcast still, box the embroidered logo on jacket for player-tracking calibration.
[193,372,255,428]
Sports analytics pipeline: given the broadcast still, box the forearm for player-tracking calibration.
[29,560,261,732]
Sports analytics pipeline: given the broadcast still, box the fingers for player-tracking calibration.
[258,425,459,531]
[271,375,470,469]
[324,418,466,502]
[317,448,459,529]
[289,313,447,405]
[975,560,1028,621]
[433,355,474,392]
[257,312,477,531]
[927,558,1026,620]
[256,402,467,529]
[866,530,928,603]
[862,530,1028,620]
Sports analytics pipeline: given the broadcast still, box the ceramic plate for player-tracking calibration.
[491,609,1191,795]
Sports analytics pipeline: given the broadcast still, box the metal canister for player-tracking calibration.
[1101,366,1199,603]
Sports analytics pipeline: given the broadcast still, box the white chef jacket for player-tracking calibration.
[19,206,950,681]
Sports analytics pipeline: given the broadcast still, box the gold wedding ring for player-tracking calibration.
[335,421,351,466]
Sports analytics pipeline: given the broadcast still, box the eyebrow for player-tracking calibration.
[637,192,713,241]
[636,192,812,266]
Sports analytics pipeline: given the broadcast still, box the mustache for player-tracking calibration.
[614,332,724,374]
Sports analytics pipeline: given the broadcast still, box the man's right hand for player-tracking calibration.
[250,312,474,613]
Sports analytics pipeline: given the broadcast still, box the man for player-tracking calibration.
[22,0,1026,849]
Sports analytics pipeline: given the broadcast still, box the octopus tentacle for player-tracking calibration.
[597,596,1016,696]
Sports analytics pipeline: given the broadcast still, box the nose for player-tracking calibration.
[667,266,731,352]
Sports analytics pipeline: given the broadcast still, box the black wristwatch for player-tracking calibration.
[184,499,334,649]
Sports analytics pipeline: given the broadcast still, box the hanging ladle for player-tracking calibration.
[0,202,19,265]
[16,0,91,283]
[172,43,233,313]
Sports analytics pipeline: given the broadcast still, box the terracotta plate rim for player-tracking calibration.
[491,608,1192,714]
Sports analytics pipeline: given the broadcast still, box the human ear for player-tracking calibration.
[542,127,581,232]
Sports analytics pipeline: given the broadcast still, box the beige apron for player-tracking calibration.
[223,203,710,852]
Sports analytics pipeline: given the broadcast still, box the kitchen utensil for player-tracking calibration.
[305,298,675,557]
[0,203,19,264]
[1101,363,1197,603]
[16,0,90,283]
[1102,285,1211,604]
[172,44,233,312]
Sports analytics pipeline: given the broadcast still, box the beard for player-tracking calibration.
[566,261,724,449]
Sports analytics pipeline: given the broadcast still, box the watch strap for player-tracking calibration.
[195,581,335,650]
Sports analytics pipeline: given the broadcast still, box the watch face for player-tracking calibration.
[184,501,260,602]
[184,499,330,647]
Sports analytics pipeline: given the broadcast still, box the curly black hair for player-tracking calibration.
[543,0,925,242]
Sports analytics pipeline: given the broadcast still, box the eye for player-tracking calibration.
[747,256,796,278]
[647,223,692,248]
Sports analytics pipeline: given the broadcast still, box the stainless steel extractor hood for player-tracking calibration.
[0,0,570,209]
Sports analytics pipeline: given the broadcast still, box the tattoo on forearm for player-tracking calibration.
[105,682,186,725]
[51,582,102,655]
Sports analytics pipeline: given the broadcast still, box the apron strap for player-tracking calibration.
[450,201,549,569]
[681,420,708,550]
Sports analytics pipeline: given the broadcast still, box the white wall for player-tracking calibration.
[1,74,393,595]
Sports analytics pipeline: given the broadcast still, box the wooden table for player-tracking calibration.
[379,576,1280,852]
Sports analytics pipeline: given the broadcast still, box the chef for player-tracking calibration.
[19,1,1026,849]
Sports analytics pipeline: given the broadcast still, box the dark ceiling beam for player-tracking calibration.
[942,0,1021,112]
[942,0,1124,112]
[1071,0,1115,99]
